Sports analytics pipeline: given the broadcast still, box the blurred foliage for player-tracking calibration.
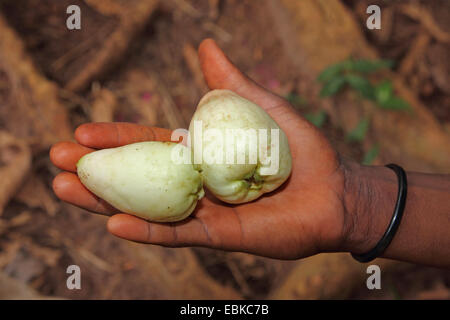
[318,58,410,111]
[362,145,380,165]
[346,117,369,142]
[317,58,413,164]
[286,92,308,107]
[305,110,327,128]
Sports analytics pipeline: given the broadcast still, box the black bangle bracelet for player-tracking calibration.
[351,163,408,263]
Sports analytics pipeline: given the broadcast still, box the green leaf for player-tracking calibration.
[378,97,410,110]
[305,110,327,128]
[362,145,380,165]
[346,59,395,73]
[374,80,393,104]
[319,76,346,97]
[345,75,375,100]
[318,59,395,83]
[317,63,345,83]
[346,117,370,142]
[286,93,307,107]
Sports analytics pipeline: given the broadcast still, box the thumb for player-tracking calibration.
[198,38,288,112]
[197,38,316,145]
[197,39,340,178]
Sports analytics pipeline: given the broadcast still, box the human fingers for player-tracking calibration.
[75,122,174,149]
[52,171,118,215]
[198,38,289,112]
[50,141,94,172]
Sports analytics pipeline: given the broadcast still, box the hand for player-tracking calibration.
[50,39,350,259]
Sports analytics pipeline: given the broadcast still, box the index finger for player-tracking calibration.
[75,122,174,149]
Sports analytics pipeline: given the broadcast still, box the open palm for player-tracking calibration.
[50,39,348,259]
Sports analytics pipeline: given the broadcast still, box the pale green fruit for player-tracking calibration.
[189,89,292,204]
[77,141,204,222]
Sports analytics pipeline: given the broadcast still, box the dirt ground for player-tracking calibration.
[0,0,448,299]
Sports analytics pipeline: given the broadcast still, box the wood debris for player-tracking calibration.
[183,43,209,95]
[14,174,59,216]
[90,86,117,123]
[0,14,72,152]
[65,0,159,92]
[0,131,31,215]
[399,4,450,43]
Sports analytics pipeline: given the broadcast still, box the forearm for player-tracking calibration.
[341,161,450,267]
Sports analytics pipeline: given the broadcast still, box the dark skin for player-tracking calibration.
[50,39,450,268]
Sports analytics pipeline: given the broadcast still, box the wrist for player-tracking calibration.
[340,161,398,255]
